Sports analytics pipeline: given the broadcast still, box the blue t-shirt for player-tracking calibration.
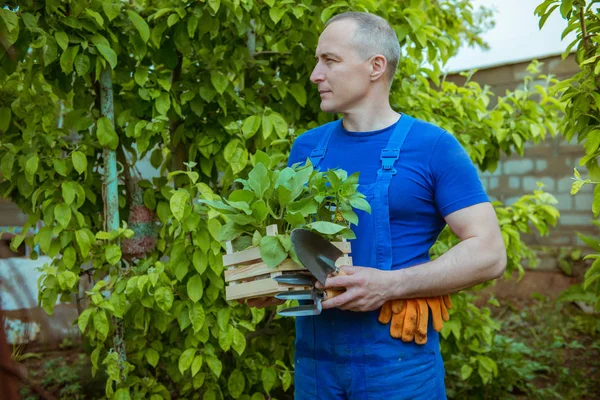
[288,116,489,269]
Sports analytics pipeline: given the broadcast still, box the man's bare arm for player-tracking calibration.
[387,202,507,299]
[320,202,507,311]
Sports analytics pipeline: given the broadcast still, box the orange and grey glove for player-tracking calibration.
[377,295,452,345]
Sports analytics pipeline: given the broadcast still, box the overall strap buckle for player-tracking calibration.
[380,148,400,174]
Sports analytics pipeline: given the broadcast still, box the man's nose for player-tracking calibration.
[310,63,325,84]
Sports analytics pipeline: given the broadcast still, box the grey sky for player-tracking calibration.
[444,0,576,72]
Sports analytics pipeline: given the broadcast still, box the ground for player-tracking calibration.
[12,270,600,400]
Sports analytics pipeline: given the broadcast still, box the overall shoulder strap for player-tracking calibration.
[379,114,416,175]
[309,119,342,168]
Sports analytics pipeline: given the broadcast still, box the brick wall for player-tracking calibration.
[447,54,599,247]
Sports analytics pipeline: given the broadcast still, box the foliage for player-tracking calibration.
[202,156,370,266]
[445,293,600,399]
[20,354,89,400]
[535,0,600,310]
[0,0,566,398]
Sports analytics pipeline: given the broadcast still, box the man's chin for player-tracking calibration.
[319,101,340,114]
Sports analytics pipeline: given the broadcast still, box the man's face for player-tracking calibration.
[310,20,372,114]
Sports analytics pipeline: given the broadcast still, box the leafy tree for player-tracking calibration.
[535,0,600,311]
[0,0,563,398]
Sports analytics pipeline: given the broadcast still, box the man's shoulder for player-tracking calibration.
[409,116,449,141]
[294,120,339,145]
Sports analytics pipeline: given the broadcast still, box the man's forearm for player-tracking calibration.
[386,236,506,300]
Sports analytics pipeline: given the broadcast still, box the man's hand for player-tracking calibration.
[316,266,391,312]
[237,297,285,308]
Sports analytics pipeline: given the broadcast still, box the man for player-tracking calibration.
[248,11,506,399]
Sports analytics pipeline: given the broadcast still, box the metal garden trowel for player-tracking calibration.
[274,229,347,317]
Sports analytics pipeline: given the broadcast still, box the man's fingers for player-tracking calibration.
[321,274,354,289]
[321,290,355,309]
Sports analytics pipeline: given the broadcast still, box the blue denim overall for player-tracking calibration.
[294,115,447,399]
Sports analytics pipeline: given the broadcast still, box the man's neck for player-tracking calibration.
[340,102,400,132]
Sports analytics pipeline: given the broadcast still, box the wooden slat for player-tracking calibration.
[331,242,352,254]
[224,258,306,282]
[225,278,311,301]
[222,246,261,267]
[222,240,351,267]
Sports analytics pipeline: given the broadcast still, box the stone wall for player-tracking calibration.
[447,53,598,248]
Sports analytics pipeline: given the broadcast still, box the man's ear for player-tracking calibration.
[370,54,388,82]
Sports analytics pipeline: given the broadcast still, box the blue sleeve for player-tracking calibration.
[431,132,489,217]
[287,134,314,168]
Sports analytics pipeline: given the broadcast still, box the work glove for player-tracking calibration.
[377,295,452,345]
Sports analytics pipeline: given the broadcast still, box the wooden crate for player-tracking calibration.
[223,225,353,301]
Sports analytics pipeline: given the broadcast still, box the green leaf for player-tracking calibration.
[85,9,104,27]
[259,235,287,267]
[210,71,229,94]
[55,31,69,51]
[63,247,77,269]
[208,0,221,13]
[242,115,261,138]
[217,308,231,331]
[55,203,72,228]
[187,275,204,302]
[114,389,130,400]
[0,152,14,178]
[102,0,121,22]
[74,54,90,76]
[571,180,585,195]
[306,221,346,235]
[26,154,39,175]
[461,364,473,380]
[248,163,270,198]
[72,151,87,175]
[193,250,208,274]
[593,185,600,218]
[262,114,273,139]
[93,310,109,341]
[281,371,292,391]
[95,43,117,69]
[134,66,149,86]
[156,92,171,115]
[126,10,150,43]
[350,197,371,213]
[78,308,93,333]
[261,367,277,394]
[228,369,245,399]
[289,83,307,106]
[60,46,80,74]
[170,189,190,220]
[57,271,77,290]
[105,244,122,265]
[145,348,159,367]
[270,113,288,138]
[223,140,248,174]
[206,355,222,378]
[560,0,574,18]
[62,182,76,205]
[0,107,11,133]
[189,303,205,332]
[269,7,286,24]
[76,229,92,257]
[37,227,53,254]
[179,348,196,374]
[191,354,203,377]
[96,117,119,150]
[0,9,18,32]
[155,287,174,312]
[232,328,246,356]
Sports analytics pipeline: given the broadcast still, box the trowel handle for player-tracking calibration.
[324,268,347,299]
